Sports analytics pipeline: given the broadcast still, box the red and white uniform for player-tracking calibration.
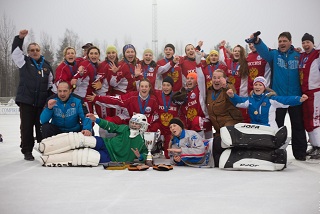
[219,46,248,96]
[52,60,78,93]
[94,60,112,118]
[109,60,136,95]
[202,62,228,89]
[219,46,249,122]
[180,56,197,86]
[154,90,180,158]
[94,91,159,130]
[299,48,320,146]
[247,51,271,93]
[157,58,182,92]
[73,60,99,113]
[136,61,157,89]
[179,68,212,134]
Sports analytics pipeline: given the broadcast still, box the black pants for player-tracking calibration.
[276,105,307,159]
[41,123,82,139]
[41,123,64,139]
[19,103,43,154]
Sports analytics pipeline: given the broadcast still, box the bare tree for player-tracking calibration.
[0,14,16,96]
[40,31,55,66]
[55,29,81,68]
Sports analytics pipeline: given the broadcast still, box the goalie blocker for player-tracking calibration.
[219,148,287,171]
[220,123,287,149]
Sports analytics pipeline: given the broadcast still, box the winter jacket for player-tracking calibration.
[11,35,53,107]
[206,84,243,134]
[170,129,206,166]
[254,39,301,96]
[40,94,91,132]
[230,92,303,130]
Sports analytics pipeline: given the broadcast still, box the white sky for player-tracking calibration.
[2,0,320,58]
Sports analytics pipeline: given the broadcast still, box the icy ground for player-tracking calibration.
[0,114,319,214]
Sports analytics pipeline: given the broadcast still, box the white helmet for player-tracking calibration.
[129,114,149,138]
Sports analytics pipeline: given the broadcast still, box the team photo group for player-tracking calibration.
[11,28,320,171]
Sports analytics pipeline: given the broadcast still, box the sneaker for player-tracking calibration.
[309,149,320,160]
[24,153,35,161]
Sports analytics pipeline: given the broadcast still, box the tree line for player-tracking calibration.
[0,14,237,97]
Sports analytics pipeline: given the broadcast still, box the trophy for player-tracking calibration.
[143,130,161,166]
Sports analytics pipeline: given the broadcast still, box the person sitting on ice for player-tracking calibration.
[38,113,149,167]
[226,76,308,130]
[167,118,214,167]
[40,81,92,139]
[216,76,308,171]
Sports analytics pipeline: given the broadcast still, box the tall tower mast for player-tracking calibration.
[152,0,158,60]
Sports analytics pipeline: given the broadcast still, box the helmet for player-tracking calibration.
[129,114,149,138]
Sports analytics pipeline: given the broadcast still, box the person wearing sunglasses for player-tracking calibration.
[11,29,54,161]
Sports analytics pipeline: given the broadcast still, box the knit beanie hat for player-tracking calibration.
[106,45,117,54]
[123,44,136,54]
[164,44,175,53]
[187,72,197,82]
[169,118,184,129]
[163,76,174,87]
[253,76,267,88]
[143,48,153,55]
[301,33,314,44]
[206,50,219,65]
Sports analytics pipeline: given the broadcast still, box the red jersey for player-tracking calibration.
[219,46,248,96]
[157,58,183,92]
[109,60,136,95]
[73,60,99,98]
[247,51,271,92]
[154,90,179,130]
[52,61,78,93]
[299,49,320,93]
[95,91,159,125]
[202,62,228,89]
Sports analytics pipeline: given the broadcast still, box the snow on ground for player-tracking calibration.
[0,114,319,214]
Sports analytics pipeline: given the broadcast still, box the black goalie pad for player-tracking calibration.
[220,124,287,149]
[219,148,287,171]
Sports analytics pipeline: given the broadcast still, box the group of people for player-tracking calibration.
[11,28,319,168]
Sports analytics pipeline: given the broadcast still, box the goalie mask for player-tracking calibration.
[129,114,149,138]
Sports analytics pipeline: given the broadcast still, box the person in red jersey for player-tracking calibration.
[72,46,101,114]
[172,71,212,139]
[219,40,250,122]
[247,43,271,93]
[299,33,320,160]
[201,50,228,90]
[109,44,137,95]
[156,44,182,92]
[154,76,179,158]
[53,47,78,93]
[135,49,157,89]
[87,78,159,131]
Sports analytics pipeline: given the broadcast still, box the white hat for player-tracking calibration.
[253,76,267,88]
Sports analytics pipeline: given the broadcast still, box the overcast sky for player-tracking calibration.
[2,0,320,58]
